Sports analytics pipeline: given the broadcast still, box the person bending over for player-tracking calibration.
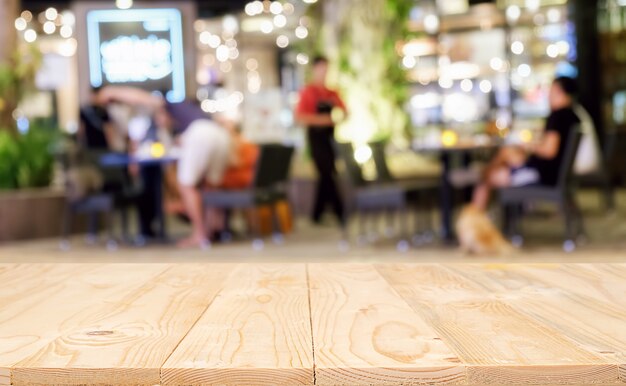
[99,86,231,248]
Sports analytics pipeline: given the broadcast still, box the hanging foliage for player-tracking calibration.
[0,45,56,190]
[304,0,414,146]
[0,45,41,136]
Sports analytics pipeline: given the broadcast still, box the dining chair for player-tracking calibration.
[203,143,295,249]
[368,141,440,245]
[335,142,413,251]
[499,129,585,252]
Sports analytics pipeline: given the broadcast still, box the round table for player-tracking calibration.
[413,142,500,242]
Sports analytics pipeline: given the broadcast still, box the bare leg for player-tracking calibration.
[472,183,491,211]
[482,147,526,178]
[177,184,208,248]
[204,207,225,236]
[472,146,528,211]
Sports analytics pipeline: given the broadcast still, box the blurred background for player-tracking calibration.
[1,0,625,254]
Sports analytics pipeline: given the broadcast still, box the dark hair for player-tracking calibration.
[553,77,578,97]
[313,55,328,66]
[91,86,103,94]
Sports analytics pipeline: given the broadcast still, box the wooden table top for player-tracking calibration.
[0,263,625,385]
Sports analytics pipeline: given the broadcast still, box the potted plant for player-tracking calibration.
[0,46,68,242]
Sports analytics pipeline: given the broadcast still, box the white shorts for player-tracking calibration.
[177,119,231,187]
[510,166,540,187]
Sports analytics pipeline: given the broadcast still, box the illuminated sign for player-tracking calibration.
[87,8,185,102]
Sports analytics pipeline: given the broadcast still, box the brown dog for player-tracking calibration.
[456,204,514,255]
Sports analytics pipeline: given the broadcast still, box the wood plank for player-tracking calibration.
[10,264,235,386]
[0,264,171,385]
[0,368,8,386]
[520,264,626,309]
[377,264,618,385]
[308,264,465,385]
[0,264,117,373]
[446,264,626,384]
[0,264,16,279]
[162,264,313,386]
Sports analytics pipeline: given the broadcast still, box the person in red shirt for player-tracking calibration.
[296,56,348,227]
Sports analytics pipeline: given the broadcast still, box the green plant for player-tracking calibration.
[0,43,52,190]
[0,131,20,189]
[303,0,414,146]
[0,123,58,190]
[0,45,41,135]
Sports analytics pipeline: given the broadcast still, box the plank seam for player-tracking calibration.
[305,264,317,385]
[158,265,235,385]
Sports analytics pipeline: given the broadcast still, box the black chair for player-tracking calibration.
[368,141,440,244]
[203,143,295,249]
[58,148,117,250]
[500,129,584,252]
[61,193,117,250]
[335,142,414,250]
[93,151,146,242]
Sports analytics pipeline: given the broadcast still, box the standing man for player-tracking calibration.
[296,56,348,227]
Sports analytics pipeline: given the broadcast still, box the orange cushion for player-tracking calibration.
[220,142,259,189]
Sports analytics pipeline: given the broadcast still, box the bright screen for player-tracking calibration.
[86,8,185,102]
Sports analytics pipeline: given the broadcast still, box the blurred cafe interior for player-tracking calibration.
[1,0,626,253]
[4,3,626,385]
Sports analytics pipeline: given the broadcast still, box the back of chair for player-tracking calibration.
[335,142,367,187]
[368,141,394,183]
[252,143,295,189]
[557,127,583,189]
[603,130,618,163]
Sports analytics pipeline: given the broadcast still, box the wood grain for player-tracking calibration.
[0,368,8,386]
[308,264,464,385]
[162,264,313,386]
[2,263,626,385]
[521,264,626,309]
[0,263,173,385]
[10,264,234,385]
[0,263,16,279]
[376,264,619,385]
[446,264,626,384]
[0,264,138,373]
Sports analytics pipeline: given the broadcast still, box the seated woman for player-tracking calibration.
[204,126,260,241]
[472,77,581,211]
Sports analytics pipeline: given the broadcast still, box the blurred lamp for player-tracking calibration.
[525,0,540,12]
[506,5,521,24]
[441,130,458,148]
[222,15,239,34]
[424,14,440,34]
[24,29,37,42]
[14,17,27,31]
[116,0,133,9]
[45,7,58,20]
[150,142,166,158]
[520,129,533,144]
[354,145,372,164]
[274,14,287,28]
